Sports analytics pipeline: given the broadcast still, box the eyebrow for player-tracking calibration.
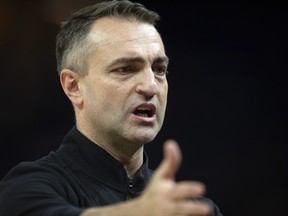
[154,56,169,65]
[108,56,169,68]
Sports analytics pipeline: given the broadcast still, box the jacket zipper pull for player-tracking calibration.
[127,178,134,199]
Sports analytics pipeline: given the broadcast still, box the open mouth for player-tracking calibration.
[133,104,156,118]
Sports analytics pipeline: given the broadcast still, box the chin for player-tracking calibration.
[132,133,157,145]
[125,127,160,145]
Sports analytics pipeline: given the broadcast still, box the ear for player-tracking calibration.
[60,69,83,108]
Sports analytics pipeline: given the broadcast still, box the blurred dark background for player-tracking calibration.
[0,0,287,215]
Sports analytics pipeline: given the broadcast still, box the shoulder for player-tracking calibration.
[0,157,69,195]
[2,152,68,181]
[0,151,77,198]
[0,156,83,216]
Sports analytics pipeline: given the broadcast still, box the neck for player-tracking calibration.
[76,124,144,178]
[120,148,144,179]
[104,144,144,179]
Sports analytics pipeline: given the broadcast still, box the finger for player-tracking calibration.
[169,181,206,200]
[173,200,212,215]
[154,139,182,180]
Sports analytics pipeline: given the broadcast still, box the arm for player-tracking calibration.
[81,140,214,216]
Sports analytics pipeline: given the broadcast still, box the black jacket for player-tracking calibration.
[0,126,222,216]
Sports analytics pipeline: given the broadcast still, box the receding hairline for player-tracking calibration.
[87,16,160,43]
[56,0,161,75]
[70,16,161,74]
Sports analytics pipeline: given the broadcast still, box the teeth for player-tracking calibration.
[137,113,149,117]
[135,107,151,117]
[137,107,150,111]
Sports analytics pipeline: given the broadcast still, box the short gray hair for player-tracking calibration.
[55,0,161,76]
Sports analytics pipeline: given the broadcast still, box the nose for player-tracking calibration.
[135,70,160,98]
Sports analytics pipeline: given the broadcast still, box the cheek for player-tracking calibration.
[104,83,123,97]
[96,83,126,107]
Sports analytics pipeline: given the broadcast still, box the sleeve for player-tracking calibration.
[0,163,85,216]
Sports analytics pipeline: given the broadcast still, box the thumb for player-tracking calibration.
[154,139,182,180]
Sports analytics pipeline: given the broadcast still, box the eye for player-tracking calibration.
[115,65,139,74]
[153,65,168,76]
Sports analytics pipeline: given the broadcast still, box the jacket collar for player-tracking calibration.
[57,126,152,194]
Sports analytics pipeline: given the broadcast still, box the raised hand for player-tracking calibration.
[138,139,212,215]
[81,140,213,216]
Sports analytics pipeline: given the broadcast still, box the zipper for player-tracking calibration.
[127,178,134,199]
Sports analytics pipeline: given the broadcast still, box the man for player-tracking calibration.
[0,0,223,215]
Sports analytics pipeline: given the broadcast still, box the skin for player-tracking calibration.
[60,17,212,216]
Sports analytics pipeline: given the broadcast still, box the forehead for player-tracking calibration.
[88,17,164,52]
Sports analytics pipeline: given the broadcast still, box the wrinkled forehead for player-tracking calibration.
[87,17,163,48]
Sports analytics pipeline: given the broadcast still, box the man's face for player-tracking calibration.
[79,17,169,148]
